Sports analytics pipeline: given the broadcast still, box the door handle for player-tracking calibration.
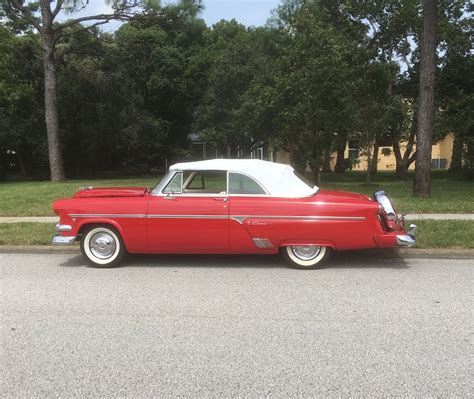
[214,197,228,202]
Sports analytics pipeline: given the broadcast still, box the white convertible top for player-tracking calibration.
[169,159,318,198]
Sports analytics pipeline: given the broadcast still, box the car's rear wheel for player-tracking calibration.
[80,225,125,268]
[282,245,331,269]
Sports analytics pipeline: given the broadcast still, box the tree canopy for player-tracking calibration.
[0,0,472,180]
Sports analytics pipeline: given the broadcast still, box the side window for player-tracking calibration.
[162,172,182,194]
[183,171,227,194]
[229,173,266,195]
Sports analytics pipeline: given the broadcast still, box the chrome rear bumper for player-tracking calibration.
[396,234,416,246]
[396,224,417,247]
[52,234,76,245]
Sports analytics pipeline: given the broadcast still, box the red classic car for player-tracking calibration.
[52,159,416,268]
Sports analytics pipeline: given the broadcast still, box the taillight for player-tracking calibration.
[374,191,397,221]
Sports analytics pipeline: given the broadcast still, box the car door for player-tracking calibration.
[147,170,229,251]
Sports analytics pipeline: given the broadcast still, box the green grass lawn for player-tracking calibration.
[0,220,472,248]
[0,223,56,245]
[413,220,474,249]
[0,170,472,216]
[0,176,158,216]
[318,171,474,214]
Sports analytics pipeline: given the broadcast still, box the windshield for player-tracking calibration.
[151,171,174,195]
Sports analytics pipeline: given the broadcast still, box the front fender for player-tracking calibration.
[72,217,147,253]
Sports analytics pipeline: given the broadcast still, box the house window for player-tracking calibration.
[348,140,359,160]
[431,159,447,169]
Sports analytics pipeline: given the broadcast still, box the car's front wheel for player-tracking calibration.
[282,245,331,269]
[80,225,125,268]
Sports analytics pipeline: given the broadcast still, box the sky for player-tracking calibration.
[58,0,282,31]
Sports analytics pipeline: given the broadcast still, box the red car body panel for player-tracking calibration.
[53,185,406,254]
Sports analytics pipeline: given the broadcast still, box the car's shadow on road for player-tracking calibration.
[59,248,410,270]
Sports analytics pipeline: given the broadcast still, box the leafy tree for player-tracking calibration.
[436,1,473,175]
[193,21,279,156]
[268,0,367,181]
[0,0,149,181]
[0,26,47,179]
[115,9,207,166]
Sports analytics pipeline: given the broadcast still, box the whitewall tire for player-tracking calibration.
[282,245,331,269]
[80,225,125,268]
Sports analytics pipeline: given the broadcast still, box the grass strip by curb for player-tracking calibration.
[0,220,473,249]
[0,223,56,246]
[1,171,473,216]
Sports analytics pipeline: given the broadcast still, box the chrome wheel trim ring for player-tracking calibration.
[89,232,116,260]
[291,245,322,261]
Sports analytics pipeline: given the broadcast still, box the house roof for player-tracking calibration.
[169,159,318,197]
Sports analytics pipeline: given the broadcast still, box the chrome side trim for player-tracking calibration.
[230,215,366,224]
[52,235,76,245]
[69,214,146,218]
[56,223,72,232]
[396,234,416,247]
[253,238,274,248]
[68,214,366,222]
[147,214,228,220]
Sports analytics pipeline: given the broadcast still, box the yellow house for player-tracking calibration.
[191,133,454,172]
[328,133,454,171]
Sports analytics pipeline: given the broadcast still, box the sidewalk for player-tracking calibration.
[0,214,473,223]
[406,214,474,220]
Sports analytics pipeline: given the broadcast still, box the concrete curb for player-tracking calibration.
[0,217,58,223]
[0,245,80,254]
[0,245,473,259]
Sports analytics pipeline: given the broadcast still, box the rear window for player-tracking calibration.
[292,171,314,189]
[229,173,266,195]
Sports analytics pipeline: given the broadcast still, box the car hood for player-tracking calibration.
[73,187,147,198]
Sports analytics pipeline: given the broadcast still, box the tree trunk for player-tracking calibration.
[413,0,437,198]
[365,146,372,185]
[449,134,463,172]
[393,110,417,179]
[313,159,321,186]
[335,132,347,173]
[370,140,379,176]
[39,0,66,182]
[322,146,332,172]
[396,164,407,179]
[0,149,6,181]
[16,149,28,177]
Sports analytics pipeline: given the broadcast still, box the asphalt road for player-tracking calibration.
[1,251,472,397]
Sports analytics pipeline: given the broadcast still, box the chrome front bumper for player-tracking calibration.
[52,234,76,245]
[52,223,76,245]
[396,224,417,247]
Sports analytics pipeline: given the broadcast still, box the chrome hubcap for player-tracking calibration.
[291,245,321,261]
[89,232,116,259]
